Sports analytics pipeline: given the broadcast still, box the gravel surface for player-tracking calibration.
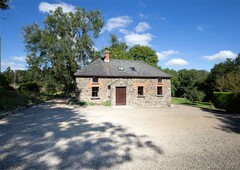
[0,99,239,169]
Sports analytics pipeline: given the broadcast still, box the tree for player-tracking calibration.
[206,54,240,99]
[23,7,103,94]
[163,68,179,96]
[91,34,129,62]
[128,45,158,67]
[3,66,14,84]
[0,0,9,10]
[176,69,208,102]
[107,34,129,59]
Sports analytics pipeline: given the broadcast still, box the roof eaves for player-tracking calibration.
[74,75,172,78]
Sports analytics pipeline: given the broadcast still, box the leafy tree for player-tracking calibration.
[206,54,240,99]
[23,7,103,94]
[0,0,9,10]
[91,34,129,62]
[3,67,14,84]
[163,68,179,96]
[107,34,129,59]
[128,45,158,67]
[185,88,205,102]
[176,69,208,102]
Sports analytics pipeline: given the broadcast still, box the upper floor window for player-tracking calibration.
[138,86,144,96]
[92,77,98,83]
[158,78,162,83]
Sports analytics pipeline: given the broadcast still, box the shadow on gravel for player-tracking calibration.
[201,108,240,134]
[0,100,163,169]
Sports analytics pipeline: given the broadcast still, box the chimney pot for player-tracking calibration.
[104,50,110,62]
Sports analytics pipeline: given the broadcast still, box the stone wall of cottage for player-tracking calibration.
[75,77,171,107]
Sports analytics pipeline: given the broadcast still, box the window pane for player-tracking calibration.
[118,66,124,71]
[92,87,99,97]
[158,78,162,83]
[157,86,162,95]
[130,67,136,71]
[93,77,98,82]
[138,86,144,95]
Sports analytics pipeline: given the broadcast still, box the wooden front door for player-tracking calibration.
[116,87,126,105]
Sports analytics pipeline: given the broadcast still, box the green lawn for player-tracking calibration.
[171,97,220,111]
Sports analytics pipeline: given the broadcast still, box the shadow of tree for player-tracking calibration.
[0,100,163,169]
[201,108,240,134]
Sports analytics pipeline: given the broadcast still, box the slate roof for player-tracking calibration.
[74,58,172,78]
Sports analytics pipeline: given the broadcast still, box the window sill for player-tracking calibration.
[157,95,164,97]
[92,82,99,85]
[91,97,100,100]
[137,95,145,98]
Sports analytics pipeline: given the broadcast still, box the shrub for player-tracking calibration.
[0,90,28,112]
[19,82,40,95]
[0,73,14,91]
[102,100,111,106]
[213,92,240,113]
[185,88,205,103]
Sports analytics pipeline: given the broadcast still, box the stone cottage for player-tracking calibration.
[74,51,172,107]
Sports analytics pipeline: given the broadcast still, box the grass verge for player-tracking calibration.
[171,97,221,111]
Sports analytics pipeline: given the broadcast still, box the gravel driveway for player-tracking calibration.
[0,99,239,169]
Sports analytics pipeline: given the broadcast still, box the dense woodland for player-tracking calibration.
[1,6,240,112]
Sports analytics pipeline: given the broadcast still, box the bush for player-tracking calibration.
[0,90,28,112]
[213,92,240,113]
[185,88,205,103]
[102,100,111,106]
[19,82,40,95]
[0,73,14,91]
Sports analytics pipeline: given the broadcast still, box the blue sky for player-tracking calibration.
[1,0,240,71]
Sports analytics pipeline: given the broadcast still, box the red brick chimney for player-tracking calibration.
[104,50,110,62]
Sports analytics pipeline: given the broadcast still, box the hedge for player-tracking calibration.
[213,92,240,113]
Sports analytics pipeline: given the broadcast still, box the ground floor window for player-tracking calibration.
[138,86,144,96]
[92,87,99,97]
[157,86,163,96]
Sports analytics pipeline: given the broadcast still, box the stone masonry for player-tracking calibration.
[75,77,171,107]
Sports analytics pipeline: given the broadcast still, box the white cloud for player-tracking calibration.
[124,33,153,46]
[11,56,26,62]
[139,13,165,21]
[39,2,75,13]
[2,61,25,70]
[135,22,151,33]
[119,29,132,35]
[165,58,189,66]
[203,50,237,61]
[106,16,132,31]
[156,50,179,61]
